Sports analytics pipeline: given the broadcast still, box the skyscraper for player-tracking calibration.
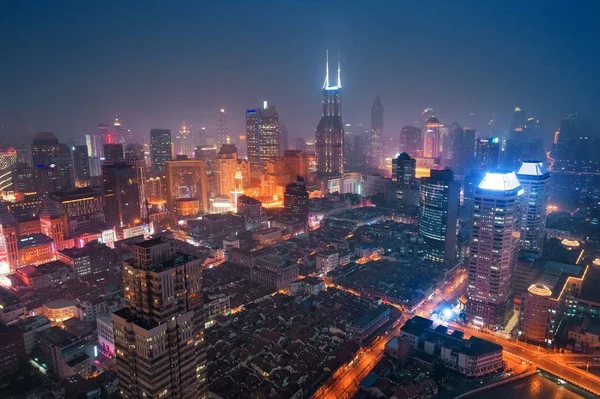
[399,125,421,155]
[423,117,441,159]
[92,124,108,157]
[0,147,17,192]
[419,168,459,263]
[392,152,418,207]
[112,237,205,399]
[30,132,74,196]
[114,116,130,145]
[283,150,309,181]
[150,129,172,174]
[421,108,435,149]
[509,107,527,140]
[475,137,500,171]
[451,124,476,174]
[72,145,90,184]
[517,161,550,253]
[315,51,344,175]
[178,122,192,157]
[552,112,577,169]
[215,144,238,197]
[217,108,229,149]
[246,102,280,174]
[466,171,522,329]
[103,161,141,227]
[370,95,384,167]
[165,157,209,216]
[284,176,309,225]
[103,143,124,164]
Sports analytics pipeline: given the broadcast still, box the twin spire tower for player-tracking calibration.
[315,50,344,175]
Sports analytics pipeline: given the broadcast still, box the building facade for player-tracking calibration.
[246,103,280,174]
[150,129,172,174]
[517,161,550,253]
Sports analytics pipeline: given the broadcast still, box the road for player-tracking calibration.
[313,268,467,399]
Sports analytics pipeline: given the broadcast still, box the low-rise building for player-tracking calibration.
[317,250,339,274]
[58,247,92,277]
[14,315,52,354]
[96,315,115,358]
[0,287,26,325]
[251,254,299,290]
[17,233,56,267]
[252,227,283,246]
[568,318,600,350]
[15,260,75,289]
[347,306,391,343]
[0,326,26,378]
[204,293,230,329]
[38,326,95,379]
[399,316,433,349]
[42,298,78,324]
[290,277,327,296]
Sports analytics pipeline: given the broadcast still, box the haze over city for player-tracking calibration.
[1,0,600,144]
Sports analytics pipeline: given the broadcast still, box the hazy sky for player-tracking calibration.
[1,0,599,144]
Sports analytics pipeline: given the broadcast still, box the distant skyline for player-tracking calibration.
[1,0,599,144]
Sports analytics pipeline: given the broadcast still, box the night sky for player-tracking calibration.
[1,0,599,144]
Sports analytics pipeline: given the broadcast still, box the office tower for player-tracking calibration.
[466,171,522,329]
[521,284,557,344]
[237,195,263,230]
[370,95,384,167]
[423,117,441,159]
[392,152,415,185]
[114,116,130,145]
[284,176,309,225]
[112,237,205,399]
[124,143,144,161]
[283,150,309,180]
[48,188,105,235]
[315,51,344,175]
[246,101,280,174]
[39,200,68,251]
[16,145,32,167]
[92,124,108,157]
[419,168,459,263]
[11,164,38,199]
[72,145,90,184]
[280,124,289,154]
[150,129,172,174]
[85,134,93,157]
[194,145,218,174]
[421,108,435,147]
[215,144,238,197]
[103,161,141,227]
[399,125,421,155]
[451,124,476,174]
[552,113,577,169]
[475,137,500,171]
[517,161,550,253]
[510,107,527,140]
[31,132,74,196]
[178,122,192,157]
[217,108,229,149]
[103,144,124,164]
[165,158,208,216]
[0,207,19,273]
[0,147,17,191]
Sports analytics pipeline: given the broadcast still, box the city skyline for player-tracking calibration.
[1,1,600,144]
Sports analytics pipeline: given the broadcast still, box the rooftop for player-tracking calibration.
[478,171,521,192]
[400,316,433,336]
[17,233,53,249]
[517,161,549,177]
[17,261,71,277]
[48,187,102,201]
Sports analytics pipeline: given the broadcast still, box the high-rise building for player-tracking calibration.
[284,176,309,225]
[215,144,238,197]
[103,162,141,227]
[150,129,172,174]
[246,102,280,174]
[552,112,577,169]
[279,124,289,154]
[114,116,130,146]
[72,145,90,184]
[282,150,309,181]
[217,108,229,149]
[466,171,522,329]
[237,195,263,230]
[392,152,418,207]
[0,147,17,192]
[103,144,124,164]
[31,132,74,196]
[399,125,421,156]
[423,117,441,159]
[165,158,208,216]
[509,107,527,140]
[419,168,459,263]
[0,207,19,273]
[451,125,476,174]
[124,143,144,162]
[178,122,193,157]
[92,124,108,157]
[315,51,344,175]
[421,108,435,148]
[11,164,38,199]
[370,95,384,167]
[517,161,550,253]
[39,200,68,251]
[112,237,206,399]
[16,145,32,167]
[475,137,500,171]
[194,145,218,174]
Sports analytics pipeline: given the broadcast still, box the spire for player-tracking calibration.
[323,49,329,89]
[114,115,121,127]
[337,52,341,88]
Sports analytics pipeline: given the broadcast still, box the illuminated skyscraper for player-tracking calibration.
[165,157,208,216]
[112,237,206,399]
[217,108,229,149]
[92,124,108,157]
[475,137,500,171]
[72,145,90,184]
[423,117,441,159]
[421,108,435,150]
[419,168,459,262]
[215,144,238,197]
[114,116,130,145]
[150,129,172,174]
[103,143,124,164]
[517,161,550,253]
[0,147,17,192]
[399,125,421,155]
[246,102,280,174]
[178,122,193,157]
[466,171,522,329]
[284,176,309,225]
[315,51,344,175]
[103,161,141,227]
[370,95,384,167]
[30,132,74,196]
[39,200,68,251]
[552,112,577,169]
